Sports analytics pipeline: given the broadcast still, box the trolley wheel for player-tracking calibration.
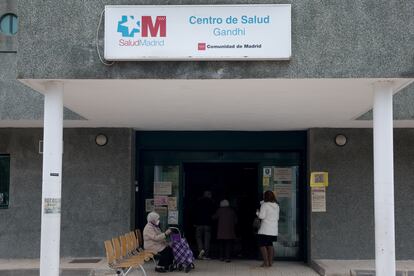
[178,264,183,271]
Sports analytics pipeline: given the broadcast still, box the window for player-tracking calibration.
[0,155,10,209]
[0,13,18,36]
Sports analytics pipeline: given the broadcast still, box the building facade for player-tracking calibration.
[0,0,414,269]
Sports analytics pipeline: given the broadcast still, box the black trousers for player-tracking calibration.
[158,246,174,268]
[219,239,233,260]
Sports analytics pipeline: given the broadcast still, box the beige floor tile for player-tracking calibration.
[0,259,319,276]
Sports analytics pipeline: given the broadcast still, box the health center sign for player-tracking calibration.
[104,5,291,60]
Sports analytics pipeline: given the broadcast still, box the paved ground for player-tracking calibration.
[0,259,319,276]
[138,260,319,276]
[313,259,414,276]
[4,259,414,275]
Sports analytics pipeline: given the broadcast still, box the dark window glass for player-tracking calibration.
[0,13,18,36]
[0,155,10,209]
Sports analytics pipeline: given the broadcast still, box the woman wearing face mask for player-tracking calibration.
[143,212,173,273]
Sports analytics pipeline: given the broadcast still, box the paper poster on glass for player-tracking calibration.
[168,210,179,225]
[168,197,177,210]
[274,168,292,182]
[263,177,270,187]
[274,184,291,198]
[154,195,169,206]
[145,198,155,212]
[154,181,172,195]
[263,167,272,177]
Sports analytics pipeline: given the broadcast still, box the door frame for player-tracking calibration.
[135,131,308,261]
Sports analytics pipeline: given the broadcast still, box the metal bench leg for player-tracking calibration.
[138,264,147,276]
[122,267,133,276]
[151,256,157,266]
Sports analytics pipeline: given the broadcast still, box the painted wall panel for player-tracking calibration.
[309,128,414,260]
[0,128,133,258]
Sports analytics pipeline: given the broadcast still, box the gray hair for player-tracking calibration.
[147,211,160,223]
[220,199,229,207]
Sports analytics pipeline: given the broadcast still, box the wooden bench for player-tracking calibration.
[104,229,154,276]
[134,229,158,260]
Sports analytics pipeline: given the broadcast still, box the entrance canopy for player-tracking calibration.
[19,78,413,130]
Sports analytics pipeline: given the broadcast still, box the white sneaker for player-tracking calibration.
[198,249,205,259]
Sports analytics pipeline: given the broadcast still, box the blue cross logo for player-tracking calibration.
[117,15,140,37]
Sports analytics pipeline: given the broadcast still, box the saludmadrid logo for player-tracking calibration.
[117,15,166,47]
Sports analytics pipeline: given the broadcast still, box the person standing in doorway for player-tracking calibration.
[256,191,279,268]
[213,199,237,262]
[193,190,215,259]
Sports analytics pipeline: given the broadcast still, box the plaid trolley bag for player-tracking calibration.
[169,227,195,273]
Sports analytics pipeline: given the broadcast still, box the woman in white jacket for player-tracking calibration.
[256,190,280,267]
[143,212,173,273]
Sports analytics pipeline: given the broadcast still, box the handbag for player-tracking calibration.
[252,217,261,231]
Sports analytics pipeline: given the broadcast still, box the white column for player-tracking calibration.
[373,81,395,276]
[40,82,64,276]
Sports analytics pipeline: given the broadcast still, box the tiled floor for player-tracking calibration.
[98,260,320,276]
[313,259,414,276]
[0,259,319,276]
[4,259,414,275]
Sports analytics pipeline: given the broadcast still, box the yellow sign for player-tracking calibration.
[263,177,270,187]
[310,172,329,187]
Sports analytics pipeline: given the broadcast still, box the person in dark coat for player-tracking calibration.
[213,199,237,262]
[193,190,215,259]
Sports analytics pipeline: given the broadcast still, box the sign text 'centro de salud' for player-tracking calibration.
[104,5,291,61]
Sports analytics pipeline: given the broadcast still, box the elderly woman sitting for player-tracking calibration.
[143,212,173,273]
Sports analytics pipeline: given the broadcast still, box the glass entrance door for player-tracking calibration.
[140,165,180,231]
[137,150,305,261]
[261,166,301,259]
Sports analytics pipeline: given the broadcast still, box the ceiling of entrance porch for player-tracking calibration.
[18,78,414,130]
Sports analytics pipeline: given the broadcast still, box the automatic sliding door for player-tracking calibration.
[262,166,300,259]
